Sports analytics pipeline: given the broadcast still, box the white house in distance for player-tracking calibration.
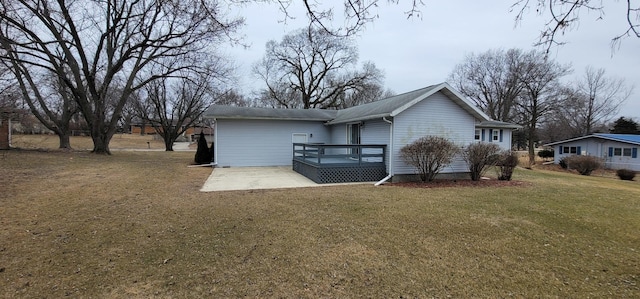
[204,82,520,183]
[545,134,640,171]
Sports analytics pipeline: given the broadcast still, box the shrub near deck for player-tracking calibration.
[1,151,639,297]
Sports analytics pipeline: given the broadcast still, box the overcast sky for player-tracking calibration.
[225,0,640,121]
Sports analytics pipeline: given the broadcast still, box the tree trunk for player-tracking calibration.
[58,133,72,150]
[528,138,535,167]
[91,129,113,154]
[164,137,174,151]
[527,125,536,167]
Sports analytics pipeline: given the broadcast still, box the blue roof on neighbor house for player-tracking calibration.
[545,133,640,146]
[595,134,640,144]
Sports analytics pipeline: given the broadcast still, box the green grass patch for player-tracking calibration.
[0,151,638,297]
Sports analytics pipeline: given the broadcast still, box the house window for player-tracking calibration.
[613,147,632,157]
[563,146,578,154]
[613,148,622,156]
[474,129,480,141]
[609,147,637,158]
[492,130,499,141]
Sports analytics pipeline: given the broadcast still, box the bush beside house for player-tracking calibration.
[537,149,554,161]
[399,136,459,182]
[616,169,636,181]
[565,155,602,176]
[464,142,500,181]
[496,151,519,181]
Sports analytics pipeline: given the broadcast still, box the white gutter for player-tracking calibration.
[213,118,217,164]
[375,116,394,186]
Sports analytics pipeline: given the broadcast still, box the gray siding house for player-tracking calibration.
[546,134,640,171]
[204,82,520,183]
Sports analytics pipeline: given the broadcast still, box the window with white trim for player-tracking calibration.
[613,147,632,157]
[492,130,499,141]
[563,146,578,154]
[474,129,480,141]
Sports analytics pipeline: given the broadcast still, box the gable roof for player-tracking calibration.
[204,82,499,125]
[205,105,337,121]
[545,133,640,146]
[327,82,491,124]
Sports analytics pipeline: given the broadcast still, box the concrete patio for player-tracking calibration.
[200,166,372,192]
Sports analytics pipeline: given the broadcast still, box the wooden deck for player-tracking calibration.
[292,143,387,183]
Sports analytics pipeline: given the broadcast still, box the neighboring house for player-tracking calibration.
[130,120,212,142]
[545,134,640,171]
[204,82,520,183]
[0,112,11,149]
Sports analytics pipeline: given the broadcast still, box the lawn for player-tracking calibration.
[0,150,639,297]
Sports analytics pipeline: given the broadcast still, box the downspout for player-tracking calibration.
[375,116,393,186]
[211,118,218,167]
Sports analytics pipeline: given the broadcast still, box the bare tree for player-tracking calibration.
[338,80,394,109]
[449,48,525,122]
[516,50,571,166]
[2,56,79,149]
[0,0,241,154]
[541,67,632,141]
[0,59,18,112]
[576,66,632,134]
[253,27,383,109]
[512,0,640,51]
[216,89,248,107]
[134,71,217,151]
[539,85,588,142]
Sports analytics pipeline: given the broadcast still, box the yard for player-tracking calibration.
[10,133,168,151]
[1,148,639,297]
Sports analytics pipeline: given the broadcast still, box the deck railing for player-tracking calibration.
[293,143,386,166]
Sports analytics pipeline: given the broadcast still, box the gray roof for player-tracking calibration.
[205,105,337,121]
[327,85,438,124]
[204,83,498,125]
[328,82,491,124]
[476,120,523,129]
[545,133,640,146]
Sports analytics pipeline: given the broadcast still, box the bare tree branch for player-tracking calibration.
[253,27,383,109]
[512,0,639,53]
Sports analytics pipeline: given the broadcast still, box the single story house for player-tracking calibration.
[545,134,640,171]
[204,82,520,183]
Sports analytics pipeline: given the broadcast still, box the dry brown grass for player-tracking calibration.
[11,133,167,150]
[1,150,639,297]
